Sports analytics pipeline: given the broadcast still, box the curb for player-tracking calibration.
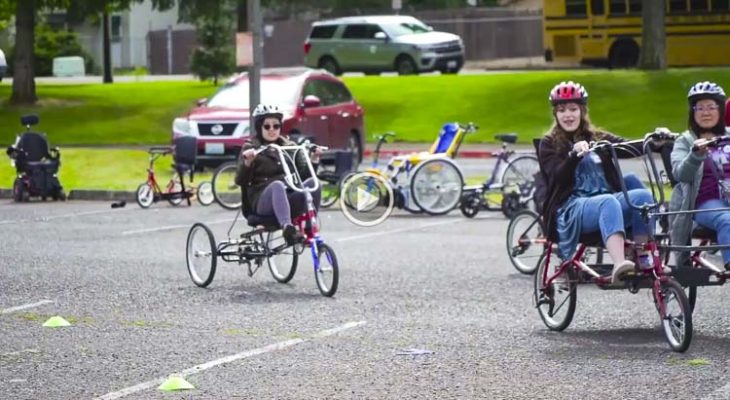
[0,189,135,202]
[362,149,493,159]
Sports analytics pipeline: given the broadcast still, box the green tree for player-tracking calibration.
[189,4,235,84]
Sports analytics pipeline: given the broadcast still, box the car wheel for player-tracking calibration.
[318,56,342,76]
[347,133,362,164]
[395,55,417,75]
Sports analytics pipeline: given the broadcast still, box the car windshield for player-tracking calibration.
[206,79,299,108]
[381,21,431,37]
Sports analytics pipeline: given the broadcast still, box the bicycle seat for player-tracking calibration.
[246,214,280,229]
[495,133,518,144]
[692,225,717,242]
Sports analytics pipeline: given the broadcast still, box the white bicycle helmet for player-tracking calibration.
[687,81,726,103]
[252,103,283,120]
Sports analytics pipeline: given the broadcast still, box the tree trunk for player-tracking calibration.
[10,0,37,105]
[639,0,666,70]
[237,0,247,32]
[103,10,113,83]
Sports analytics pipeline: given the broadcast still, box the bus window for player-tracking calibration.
[610,0,627,14]
[690,0,709,10]
[669,0,688,13]
[566,0,587,15]
[591,0,605,15]
[628,0,642,13]
[714,0,730,10]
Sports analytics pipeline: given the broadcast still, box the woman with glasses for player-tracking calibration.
[669,82,730,269]
[539,81,657,284]
[235,103,322,245]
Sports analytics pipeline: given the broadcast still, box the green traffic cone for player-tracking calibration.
[42,316,71,328]
[158,375,195,392]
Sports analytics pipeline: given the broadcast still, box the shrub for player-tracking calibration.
[7,24,97,77]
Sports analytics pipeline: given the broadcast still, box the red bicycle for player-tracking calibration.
[136,142,213,209]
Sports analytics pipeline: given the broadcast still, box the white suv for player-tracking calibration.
[304,15,464,75]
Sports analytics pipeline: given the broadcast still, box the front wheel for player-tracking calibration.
[500,155,539,214]
[186,223,217,287]
[315,243,339,297]
[267,231,298,283]
[136,183,154,208]
[459,192,481,218]
[410,158,463,215]
[196,181,214,206]
[657,279,693,353]
[212,161,242,210]
[506,210,546,275]
[534,253,576,331]
[319,181,340,208]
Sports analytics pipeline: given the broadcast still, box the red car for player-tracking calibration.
[172,68,366,168]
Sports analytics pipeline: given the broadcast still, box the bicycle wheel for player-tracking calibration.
[459,191,481,218]
[167,174,184,206]
[267,231,298,283]
[534,253,576,331]
[186,223,217,287]
[315,243,339,297]
[657,278,693,353]
[136,183,154,209]
[506,210,546,275]
[501,155,539,214]
[212,161,241,210]
[196,181,214,206]
[410,158,463,215]
[320,181,340,208]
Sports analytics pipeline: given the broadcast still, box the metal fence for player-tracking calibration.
[118,7,543,74]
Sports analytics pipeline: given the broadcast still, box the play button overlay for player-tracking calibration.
[339,171,395,227]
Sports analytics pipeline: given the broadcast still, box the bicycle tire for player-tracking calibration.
[212,161,242,210]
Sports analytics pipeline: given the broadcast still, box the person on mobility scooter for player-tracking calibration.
[235,104,323,245]
[539,81,659,284]
[6,114,66,202]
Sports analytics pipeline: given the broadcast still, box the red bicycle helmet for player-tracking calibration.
[549,81,588,106]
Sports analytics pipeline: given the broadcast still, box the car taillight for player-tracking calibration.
[303,42,311,55]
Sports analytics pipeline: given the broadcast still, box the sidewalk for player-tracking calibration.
[362,142,535,159]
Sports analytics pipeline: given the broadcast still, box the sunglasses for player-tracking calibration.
[263,124,281,130]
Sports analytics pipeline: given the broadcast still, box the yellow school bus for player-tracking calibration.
[543,0,730,67]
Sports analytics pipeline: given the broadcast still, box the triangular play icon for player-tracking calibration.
[158,375,195,392]
[42,316,71,328]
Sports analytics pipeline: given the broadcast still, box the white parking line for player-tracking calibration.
[0,300,54,315]
[121,219,233,235]
[0,208,135,225]
[94,320,366,400]
[335,219,461,243]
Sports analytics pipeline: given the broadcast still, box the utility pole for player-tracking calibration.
[102,10,113,83]
[248,0,263,111]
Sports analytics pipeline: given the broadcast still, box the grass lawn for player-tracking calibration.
[0,148,215,191]
[0,68,728,148]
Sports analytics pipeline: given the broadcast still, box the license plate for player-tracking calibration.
[205,143,225,155]
[447,60,457,69]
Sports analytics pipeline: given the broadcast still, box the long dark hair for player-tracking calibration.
[688,96,727,136]
[545,104,605,154]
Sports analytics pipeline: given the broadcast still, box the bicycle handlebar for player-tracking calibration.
[251,142,324,193]
[149,146,172,155]
[459,122,479,133]
[691,135,730,153]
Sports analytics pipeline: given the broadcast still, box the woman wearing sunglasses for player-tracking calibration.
[235,103,323,245]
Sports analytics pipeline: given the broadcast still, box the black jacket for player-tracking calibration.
[234,138,315,216]
[538,132,644,242]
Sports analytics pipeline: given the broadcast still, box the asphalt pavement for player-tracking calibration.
[2,198,730,399]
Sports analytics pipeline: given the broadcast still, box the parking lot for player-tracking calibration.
[3,197,730,399]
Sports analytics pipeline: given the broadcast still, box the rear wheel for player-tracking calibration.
[410,158,463,215]
[459,192,481,218]
[13,179,25,202]
[212,161,241,210]
[347,133,363,164]
[315,243,339,297]
[196,181,214,206]
[166,174,184,206]
[534,254,576,331]
[318,56,342,76]
[136,183,154,208]
[186,223,217,287]
[320,182,340,208]
[657,279,693,352]
[608,39,640,69]
[267,231,298,283]
[501,155,539,215]
[506,210,546,275]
